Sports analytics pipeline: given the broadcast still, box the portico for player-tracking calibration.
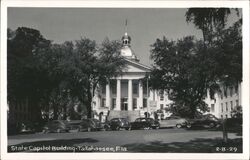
[104,77,146,111]
[93,31,155,121]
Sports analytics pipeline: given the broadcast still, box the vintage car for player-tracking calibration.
[109,118,131,131]
[187,114,221,129]
[78,118,109,132]
[42,120,70,133]
[130,118,160,130]
[160,116,189,128]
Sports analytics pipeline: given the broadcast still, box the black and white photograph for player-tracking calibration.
[1,1,249,160]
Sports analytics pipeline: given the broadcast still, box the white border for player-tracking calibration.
[1,1,249,160]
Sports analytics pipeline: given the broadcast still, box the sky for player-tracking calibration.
[7,8,239,66]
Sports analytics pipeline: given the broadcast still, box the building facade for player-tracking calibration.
[205,84,242,119]
[92,32,172,121]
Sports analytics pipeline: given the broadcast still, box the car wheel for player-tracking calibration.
[116,126,120,131]
[176,124,182,129]
[77,127,81,132]
[42,129,48,134]
[143,126,150,130]
[103,126,108,131]
[126,127,131,131]
[87,127,91,132]
[186,124,192,129]
[209,123,215,128]
[155,126,160,130]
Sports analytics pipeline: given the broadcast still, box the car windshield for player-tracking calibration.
[52,121,60,124]
[111,119,119,122]
[135,118,141,122]
[92,119,99,122]
[141,119,146,122]
[147,118,154,122]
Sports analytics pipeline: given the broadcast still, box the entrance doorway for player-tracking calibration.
[121,98,128,111]
[99,112,103,122]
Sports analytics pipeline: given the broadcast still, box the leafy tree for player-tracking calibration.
[186,8,242,87]
[186,8,232,45]
[8,27,51,123]
[8,26,126,122]
[150,36,210,118]
[213,19,242,86]
[65,38,125,118]
[149,10,242,118]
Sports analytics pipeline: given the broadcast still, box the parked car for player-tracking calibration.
[130,118,160,130]
[109,118,131,131]
[78,118,104,132]
[67,120,82,130]
[187,114,221,129]
[20,122,36,134]
[42,120,70,133]
[92,119,110,131]
[100,121,110,131]
[160,116,189,128]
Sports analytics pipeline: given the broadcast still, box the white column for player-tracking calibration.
[128,79,133,110]
[106,82,111,109]
[139,80,143,109]
[116,79,121,110]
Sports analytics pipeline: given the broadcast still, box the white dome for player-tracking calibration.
[121,46,133,57]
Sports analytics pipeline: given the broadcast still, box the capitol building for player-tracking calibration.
[92,32,242,122]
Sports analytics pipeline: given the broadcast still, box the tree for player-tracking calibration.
[186,8,242,97]
[150,36,210,118]
[8,27,51,123]
[186,8,232,45]
[149,9,242,118]
[59,38,126,118]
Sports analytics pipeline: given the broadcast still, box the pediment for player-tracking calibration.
[122,59,151,73]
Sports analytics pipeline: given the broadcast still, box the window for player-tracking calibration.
[230,87,233,97]
[111,84,116,94]
[221,103,223,112]
[135,118,141,122]
[102,98,106,107]
[236,100,239,107]
[160,104,164,110]
[235,86,238,95]
[133,83,138,94]
[211,104,215,112]
[141,118,146,122]
[225,102,228,112]
[121,98,128,111]
[230,101,233,110]
[133,98,137,109]
[221,115,223,119]
[112,98,116,109]
[159,90,164,101]
[102,85,106,94]
[224,89,227,98]
[220,93,223,99]
[225,115,228,118]
[143,98,147,108]
[143,83,147,94]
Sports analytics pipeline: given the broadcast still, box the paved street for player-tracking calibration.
[8,128,242,153]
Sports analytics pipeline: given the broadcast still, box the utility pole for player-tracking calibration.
[147,75,150,118]
[222,116,228,143]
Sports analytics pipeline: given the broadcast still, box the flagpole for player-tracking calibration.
[125,19,128,33]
